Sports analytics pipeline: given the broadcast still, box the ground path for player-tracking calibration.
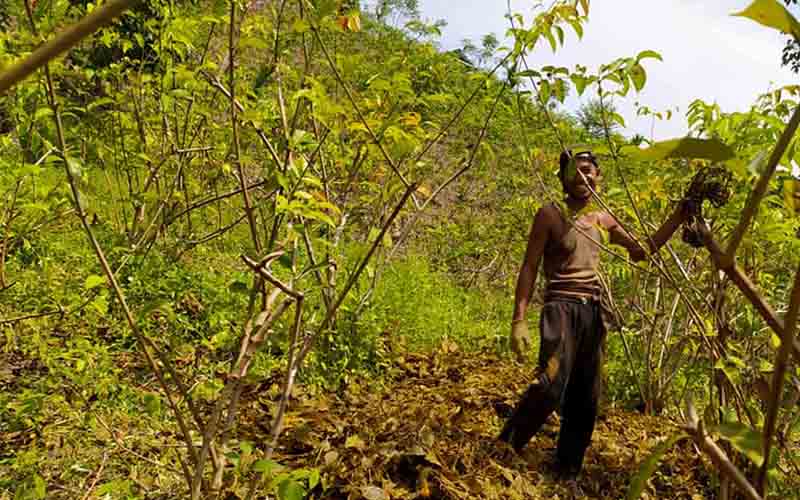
[247,342,712,499]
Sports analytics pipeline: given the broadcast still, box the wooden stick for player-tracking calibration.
[758,264,800,495]
[0,0,139,94]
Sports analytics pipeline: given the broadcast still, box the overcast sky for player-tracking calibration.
[413,0,798,140]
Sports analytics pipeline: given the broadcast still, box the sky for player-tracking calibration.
[412,0,799,140]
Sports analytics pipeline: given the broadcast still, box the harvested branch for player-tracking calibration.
[0,0,139,94]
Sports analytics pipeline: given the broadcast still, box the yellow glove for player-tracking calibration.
[511,319,532,363]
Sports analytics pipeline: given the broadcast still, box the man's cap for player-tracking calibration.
[559,145,598,170]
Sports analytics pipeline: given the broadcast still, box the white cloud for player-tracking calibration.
[417,0,798,139]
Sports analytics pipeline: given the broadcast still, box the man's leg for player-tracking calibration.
[500,302,577,451]
[556,304,606,477]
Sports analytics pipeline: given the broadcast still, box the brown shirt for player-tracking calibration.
[542,203,606,299]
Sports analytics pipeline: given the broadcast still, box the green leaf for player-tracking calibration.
[84,275,105,290]
[733,0,800,39]
[554,25,565,46]
[636,50,663,62]
[308,468,321,490]
[538,80,552,103]
[66,157,83,180]
[629,63,647,92]
[16,474,47,500]
[570,74,589,96]
[277,479,307,500]
[34,107,53,121]
[543,29,557,52]
[610,112,626,128]
[716,420,765,466]
[627,434,687,500]
[516,69,540,79]
[96,480,132,497]
[568,19,584,39]
[144,393,161,416]
[632,137,735,161]
[253,459,283,475]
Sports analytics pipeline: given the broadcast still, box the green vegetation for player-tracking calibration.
[2,0,800,499]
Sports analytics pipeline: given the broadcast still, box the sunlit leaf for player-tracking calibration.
[629,63,647,92]
[277,478,306,500]
[715,420,765,466]
[631,137,735,161]
[538,80,552,103]
[627,434,687,500]
[308,468,320,490]
[570,74,588,96]
[543,29,557,52]
[610,112,626,128]
[636,50,663,62]
[84,275,105,290]
[253,459,284,475]
[516,69,540,79]
[733,0,800,39]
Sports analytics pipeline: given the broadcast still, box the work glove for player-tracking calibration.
[511,319,532,363]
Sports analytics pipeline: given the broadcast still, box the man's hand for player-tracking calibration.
[628,244,646,262]
[511,319,532,363]
[678,197,701,221]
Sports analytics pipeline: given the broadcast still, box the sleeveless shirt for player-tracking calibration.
[542,205,603,299]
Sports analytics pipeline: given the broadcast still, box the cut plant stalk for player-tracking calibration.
[0,0,139,94]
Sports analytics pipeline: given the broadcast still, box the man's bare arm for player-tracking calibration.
[606,202,689,262]
[512,207,552,321]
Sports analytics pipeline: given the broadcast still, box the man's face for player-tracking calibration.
[563,156,600,201]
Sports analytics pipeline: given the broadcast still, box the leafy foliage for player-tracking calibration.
[3,0,800,498]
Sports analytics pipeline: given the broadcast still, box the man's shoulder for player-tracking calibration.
[594,210,618,229]
[536,203,561,224]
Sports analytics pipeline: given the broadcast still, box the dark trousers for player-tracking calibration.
[499,298,606,476]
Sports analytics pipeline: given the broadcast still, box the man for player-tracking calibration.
[499,147,690,489]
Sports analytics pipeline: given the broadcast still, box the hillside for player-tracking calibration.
[4,1,800,499]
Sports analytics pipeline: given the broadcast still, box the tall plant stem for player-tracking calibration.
[229,0,261,253]
[21,0,196,490]
[757,264,800,495]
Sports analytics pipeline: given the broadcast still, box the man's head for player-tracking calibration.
[559,147,600,201]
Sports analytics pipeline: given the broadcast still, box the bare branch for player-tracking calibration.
[0,0,139,94]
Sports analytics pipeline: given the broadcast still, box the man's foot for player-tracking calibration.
[554,461,585,497]
[562,477,585,499]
